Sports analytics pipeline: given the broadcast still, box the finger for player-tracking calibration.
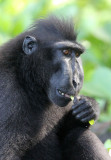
[81,114,95,123]
[76,95,81,100]
[75,110,92,119]
[72,104,91,114]
[72,100,85,109]
[73,96,79,103]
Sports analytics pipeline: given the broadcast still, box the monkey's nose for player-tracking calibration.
[72,80,77,88]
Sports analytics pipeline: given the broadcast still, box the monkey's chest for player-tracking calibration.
[21,132,61,160]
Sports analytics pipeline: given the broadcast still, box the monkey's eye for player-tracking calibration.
[75,52,80,58]
[62,49,72,55]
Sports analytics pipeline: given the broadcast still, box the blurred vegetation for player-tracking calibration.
[104,139,111,154]
[0,0,111,122]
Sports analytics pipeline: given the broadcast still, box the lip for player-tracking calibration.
[57,89,74,100]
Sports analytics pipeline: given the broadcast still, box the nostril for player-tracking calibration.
[73,80,77,88]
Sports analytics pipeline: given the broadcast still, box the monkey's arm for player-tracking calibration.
[57,97,111,160]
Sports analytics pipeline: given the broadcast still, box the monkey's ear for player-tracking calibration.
[22,36,38,55]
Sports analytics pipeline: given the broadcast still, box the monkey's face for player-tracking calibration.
[22,36,84,107]
[47,41,84,107]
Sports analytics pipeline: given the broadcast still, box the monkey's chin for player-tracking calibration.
[51,97,71,107]
[48,90,71,107]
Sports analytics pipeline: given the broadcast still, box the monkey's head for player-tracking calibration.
[21,16,85,107]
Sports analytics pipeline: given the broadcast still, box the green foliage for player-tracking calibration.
[104,139,111,152]
[0,0,111,121]
[82,67,111,100]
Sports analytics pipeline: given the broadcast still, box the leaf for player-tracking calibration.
[89,119,95,125]
[81,66,111,101]
[70,96,74,101]
[104,139,111,149]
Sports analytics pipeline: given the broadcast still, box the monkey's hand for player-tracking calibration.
[72,95,100,124]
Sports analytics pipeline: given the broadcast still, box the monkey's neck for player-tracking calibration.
[26,85,51,109]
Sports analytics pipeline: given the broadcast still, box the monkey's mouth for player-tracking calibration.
[57,89,73,99]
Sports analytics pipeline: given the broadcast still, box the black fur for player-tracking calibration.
[0,16,110,160]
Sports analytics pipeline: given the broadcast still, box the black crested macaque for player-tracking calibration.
[0,16,110,160]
